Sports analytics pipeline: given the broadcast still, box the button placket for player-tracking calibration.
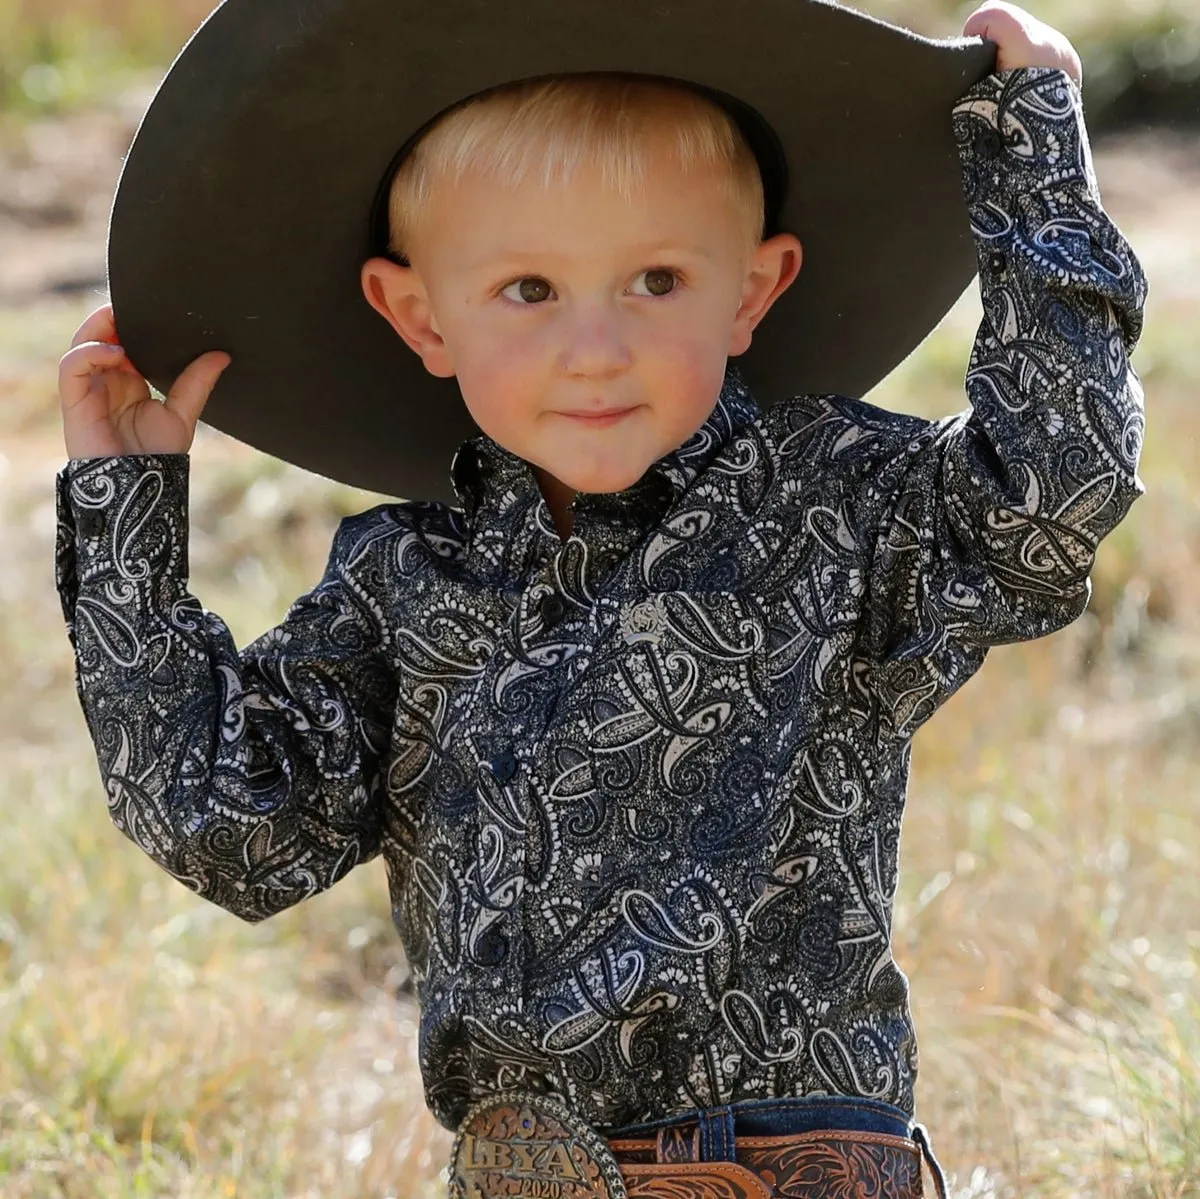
[519,581,586,1011]
[468,630,532,999]
[479,738,526,1002]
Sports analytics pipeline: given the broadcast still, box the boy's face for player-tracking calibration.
[362,147,801,498]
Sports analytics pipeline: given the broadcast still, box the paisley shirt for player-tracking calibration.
[55,67,1147,1133]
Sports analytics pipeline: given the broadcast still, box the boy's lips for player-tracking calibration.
[558,405,639,427]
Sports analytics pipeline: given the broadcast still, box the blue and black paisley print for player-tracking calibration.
[55,67,1147,1133]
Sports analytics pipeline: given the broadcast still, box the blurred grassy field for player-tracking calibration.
[2,2,1200,1197]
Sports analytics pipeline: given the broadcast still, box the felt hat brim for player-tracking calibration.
[107,0,996,502]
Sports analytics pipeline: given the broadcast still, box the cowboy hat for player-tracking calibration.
[107,0,996,501]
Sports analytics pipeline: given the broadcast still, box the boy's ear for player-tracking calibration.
[729,233,803,358]
[360,257,456,378]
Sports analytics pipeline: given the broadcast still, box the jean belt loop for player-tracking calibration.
[911,1123,949,1199]
[698,1104,736,1162]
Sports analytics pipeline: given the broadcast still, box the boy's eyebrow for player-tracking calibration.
[469,241,718,269]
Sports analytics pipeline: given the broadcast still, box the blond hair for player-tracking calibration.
[387,72,765,264]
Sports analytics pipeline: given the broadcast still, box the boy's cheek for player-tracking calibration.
[645,339,730,415]
[455,357,545,441]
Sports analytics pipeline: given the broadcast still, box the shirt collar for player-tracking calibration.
[449,362,761,531]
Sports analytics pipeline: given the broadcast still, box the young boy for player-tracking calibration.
[56,1,1146,1195]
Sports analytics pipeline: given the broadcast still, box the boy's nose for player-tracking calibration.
[559,305,633,377]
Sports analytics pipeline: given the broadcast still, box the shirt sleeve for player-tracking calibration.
[857,65,1148,717]
[54,453,398,922]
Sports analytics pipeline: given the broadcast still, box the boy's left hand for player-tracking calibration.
[962,2,1083,86]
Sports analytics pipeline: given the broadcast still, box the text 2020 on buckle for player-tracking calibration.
[448,1089,629,1199]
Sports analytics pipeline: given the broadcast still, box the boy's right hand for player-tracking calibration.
[59,303,231,460]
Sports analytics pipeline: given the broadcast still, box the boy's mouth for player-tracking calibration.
[557,405,639,427]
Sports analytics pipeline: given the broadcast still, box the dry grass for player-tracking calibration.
[2,5,1200,1196]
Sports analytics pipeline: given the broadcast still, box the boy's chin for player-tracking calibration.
[555,462,653,496]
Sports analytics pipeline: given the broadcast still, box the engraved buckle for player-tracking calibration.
[448,1090,629,1199]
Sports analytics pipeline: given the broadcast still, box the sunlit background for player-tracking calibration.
[1,1,1198,1195]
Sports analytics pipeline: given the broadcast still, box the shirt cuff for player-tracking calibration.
[56,454,191,582]
[952,65,1100,208]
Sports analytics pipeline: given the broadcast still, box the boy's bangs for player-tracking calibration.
[388,74,765,261]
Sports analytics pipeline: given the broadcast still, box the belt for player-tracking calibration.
[447,1090,949,1199]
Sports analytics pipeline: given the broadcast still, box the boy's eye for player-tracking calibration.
[502,277,554,304]
[499,268,680,305]
[631,268,678,297]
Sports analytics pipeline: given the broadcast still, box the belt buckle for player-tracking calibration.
[448,1089,629,1199]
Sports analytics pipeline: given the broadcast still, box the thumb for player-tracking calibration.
[163,350,232,431]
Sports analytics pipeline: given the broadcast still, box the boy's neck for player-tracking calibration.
[531,465,576,540]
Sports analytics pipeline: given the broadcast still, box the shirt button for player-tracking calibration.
[490,750,519,783]
[988,251,1008,275]
[648,476,674,508]
[540,592,567,628]
[976,129,1002,160]
[77,508,105,538]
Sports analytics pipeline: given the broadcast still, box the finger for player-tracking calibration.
[58,341,129,399]
[963,11,1009,41]
[964,0,1023,22]
[965,1,1027,35]
[162,351,232,429]
[69,304,119,349]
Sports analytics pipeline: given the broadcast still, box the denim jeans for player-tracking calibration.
[606,1094,913,1162]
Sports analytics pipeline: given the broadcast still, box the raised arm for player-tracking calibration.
[856,65,1147,727]
[56,453,399,921]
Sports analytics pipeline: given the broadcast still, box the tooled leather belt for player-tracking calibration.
[447,1090,949,1199]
